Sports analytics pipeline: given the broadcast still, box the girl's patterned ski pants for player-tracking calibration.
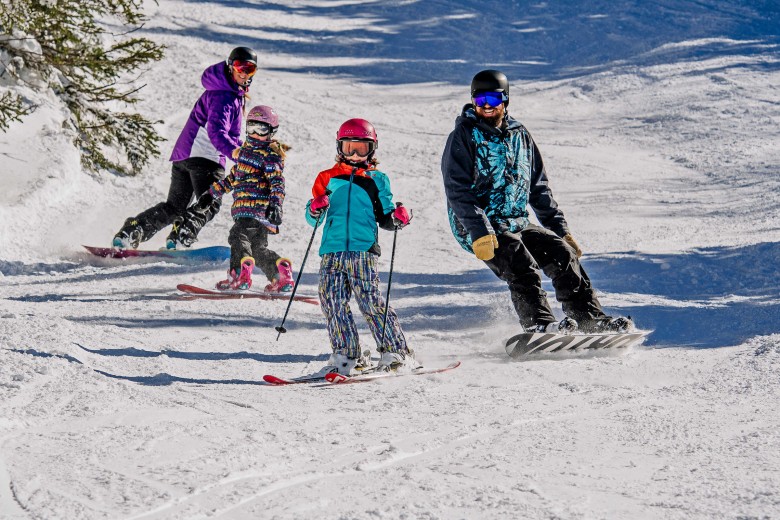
[318,251,407,358]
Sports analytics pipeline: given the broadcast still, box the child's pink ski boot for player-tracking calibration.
[215,269,240,290]
[265,258,294,293]
[216,257,254,290]
[235,257,254,290]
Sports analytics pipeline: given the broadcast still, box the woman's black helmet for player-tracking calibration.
[227,46,257,65]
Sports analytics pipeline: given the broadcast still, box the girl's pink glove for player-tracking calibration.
[392,203,412,228]
[309,194,330,218]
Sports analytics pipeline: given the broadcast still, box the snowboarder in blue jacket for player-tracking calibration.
[441,70,633,334]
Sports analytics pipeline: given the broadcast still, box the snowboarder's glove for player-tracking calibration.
[563,233,583,258]
[266,203,282,225]
[392,203,412,228]
[473,234,499,261]
[309,194,329,218]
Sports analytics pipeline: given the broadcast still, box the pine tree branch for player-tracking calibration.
[1,0,165,175]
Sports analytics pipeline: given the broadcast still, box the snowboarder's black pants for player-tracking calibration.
[229,218,282,281]
[132,157,224,241]
[483,224,606,329]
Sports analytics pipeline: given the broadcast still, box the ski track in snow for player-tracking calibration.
[1,0,780,518]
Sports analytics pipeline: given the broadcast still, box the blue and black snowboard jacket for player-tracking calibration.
[441,104,569,253]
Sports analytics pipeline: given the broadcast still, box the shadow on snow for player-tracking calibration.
[582,241,780,348]
[5,244,779,351]
[146,0,780,85]
[380,242,780,349]
[7,347,327,386]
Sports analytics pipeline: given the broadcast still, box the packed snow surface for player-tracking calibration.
[1,1,779,518]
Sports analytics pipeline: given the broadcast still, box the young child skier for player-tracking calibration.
[305,118,415,376]
[178,105,294,292]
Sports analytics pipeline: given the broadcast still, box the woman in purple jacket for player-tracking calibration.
[113,47,257,250]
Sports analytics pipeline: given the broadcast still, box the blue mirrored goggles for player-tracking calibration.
[473,91,507,108]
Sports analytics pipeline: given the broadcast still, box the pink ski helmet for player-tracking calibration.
[247,105,279,127]
[337,118,377,143]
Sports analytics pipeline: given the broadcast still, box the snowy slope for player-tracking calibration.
[1,1,779,518]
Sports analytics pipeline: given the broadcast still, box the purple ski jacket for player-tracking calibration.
[169,62,245,168]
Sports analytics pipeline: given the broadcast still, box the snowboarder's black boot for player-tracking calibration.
[167,198,221,249]
[167,216,199,249]
[113,218,144,249]
[581,316,634,333]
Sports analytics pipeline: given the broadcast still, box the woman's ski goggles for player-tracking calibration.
[473,91,507,108]
[231,60,257,76]
[338,139,376,157]
[246,121,274,136]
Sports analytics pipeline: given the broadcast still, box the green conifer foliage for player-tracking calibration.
[0,0,165,175]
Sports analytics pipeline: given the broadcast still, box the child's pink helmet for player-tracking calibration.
[337,118,377,143]
[247,105,279,127]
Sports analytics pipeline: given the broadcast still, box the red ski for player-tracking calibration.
[176,284,319,305]
[262,373,330,385]
[325,361,461,384]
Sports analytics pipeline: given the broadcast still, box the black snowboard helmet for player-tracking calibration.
[470,69,509,106]
[227,46,257,66]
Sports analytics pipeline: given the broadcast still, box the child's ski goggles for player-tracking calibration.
[231,60,257,76]
[473,91,507,108]
[246,121,274,136]
[338,139,376,157]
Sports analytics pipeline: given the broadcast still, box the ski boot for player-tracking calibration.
[216,269,240,290]
[354,349,375,373]
[113,218,143,249]
[215,258,254,291]
[235,257,254,290]
[377,348,420,372]
[524,317,578,334]
[328,353,358,376]
[264,258,294,293]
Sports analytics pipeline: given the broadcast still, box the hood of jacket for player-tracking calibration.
[201,62,244,95]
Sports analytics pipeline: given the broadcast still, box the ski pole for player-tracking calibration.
[275,212,323,340]
[379,205,403,350]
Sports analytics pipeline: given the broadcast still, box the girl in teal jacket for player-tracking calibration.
[304,119,414,376]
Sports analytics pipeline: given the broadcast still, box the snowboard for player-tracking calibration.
[505,331,648,357]
[83,245,230,262]
[325,361,462,384]
[177,283,319,305]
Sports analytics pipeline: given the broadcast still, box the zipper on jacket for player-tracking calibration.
[346,167,357,250]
